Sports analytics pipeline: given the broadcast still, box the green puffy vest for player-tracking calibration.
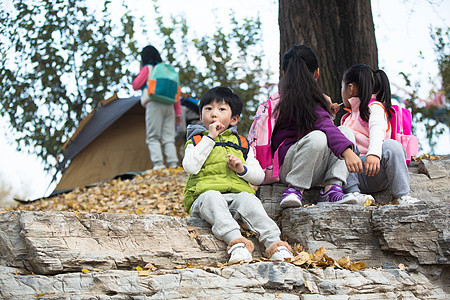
[183,130,256,214]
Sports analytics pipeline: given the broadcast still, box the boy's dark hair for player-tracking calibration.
[199,87,243,118]
[141,45,162,66]
[342,64,393,122]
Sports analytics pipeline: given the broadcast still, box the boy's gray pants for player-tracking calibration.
[145,101,178,168]
[279,126,353,190]
[190,190,281,249]
[343,139,410,198]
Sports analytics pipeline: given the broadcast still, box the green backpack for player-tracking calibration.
[147,63,181,104]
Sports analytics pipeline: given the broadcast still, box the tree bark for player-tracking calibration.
[279,0,378,107]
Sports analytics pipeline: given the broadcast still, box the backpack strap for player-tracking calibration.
[369,100,391,132]
[190,135,203,146]
[213,132,249,160]
[190,133,249,160]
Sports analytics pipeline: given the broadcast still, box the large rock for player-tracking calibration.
[0,211,249,274]
[280,203,449,266]
[0,261,448,299]
[0,157,449,298]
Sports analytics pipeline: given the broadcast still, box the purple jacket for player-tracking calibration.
[271,105,353,165]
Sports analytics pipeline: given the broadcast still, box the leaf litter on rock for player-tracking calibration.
[15,167,367,272]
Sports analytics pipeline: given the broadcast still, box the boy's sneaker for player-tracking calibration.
[280,187,303,208]
[153,164,166,170]
[228,243,252,264]
[168,163,178,169]
[318,185,358,205]
[347,192,375,206]
[395,195,421,205]
[270,246,293,261]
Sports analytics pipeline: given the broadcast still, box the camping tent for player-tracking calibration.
[50,95,141,194]
[51,94,196,196]
[52,94,153,195]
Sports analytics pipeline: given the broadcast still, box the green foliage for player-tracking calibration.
[400,27,449,153]
[150,2,273,133]
[0,0,139,168]
[0,0,272,169]
[432,27,450,102]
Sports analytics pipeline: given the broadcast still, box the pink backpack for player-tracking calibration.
[342,100,419,165]
[248,93,283,184]
[389,104,419,165]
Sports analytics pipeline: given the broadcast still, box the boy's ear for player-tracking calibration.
[230,115,239,126]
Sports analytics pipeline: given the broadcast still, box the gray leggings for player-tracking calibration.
[190,190,281,249]
[145,101,178,167]
[343,139,410,198]
[279,126,354,190]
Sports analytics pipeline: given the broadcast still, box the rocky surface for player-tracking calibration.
[0,156,449,299]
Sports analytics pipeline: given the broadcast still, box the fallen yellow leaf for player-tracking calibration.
[144,263,158,271]
[138,270,150,277]
[81,268,91,274]
[349,261,366,271]
[291,251,310,266]
[310,247,326,261]
[189,231,199,240]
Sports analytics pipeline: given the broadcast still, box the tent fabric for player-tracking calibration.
[56,96,141,173]
[51,95,190,197]
[52,96,152,195]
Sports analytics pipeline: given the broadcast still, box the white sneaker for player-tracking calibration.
[228,243,252,264]
[168,164,178,169]
[270,246,293,261]
[280,193,302,208]
[153,164,166,170]
[348,192,375,205]
[396,195,421,205]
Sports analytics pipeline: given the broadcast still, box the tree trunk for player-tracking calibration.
[279,0,378,108]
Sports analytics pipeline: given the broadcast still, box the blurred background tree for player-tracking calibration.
[150,2,272,134]
[0,0,271,170]
[400,27,449,152]
[0,0,139,169]
[0,0,448,174]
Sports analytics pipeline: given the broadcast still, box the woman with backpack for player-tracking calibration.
[340,64,420,205]
[269,45,371,208]
[132,45,182,169]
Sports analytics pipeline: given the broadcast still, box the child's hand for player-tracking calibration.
[323,94,340,117]
[342,148,363,173]
[226,154,245,174]
[364,155,380,176]
[330,103,341,115]
[208,121,225,139]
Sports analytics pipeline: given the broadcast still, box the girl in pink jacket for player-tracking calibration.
[341,64,420,205]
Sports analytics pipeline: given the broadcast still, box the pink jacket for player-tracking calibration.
[341,97,391,155]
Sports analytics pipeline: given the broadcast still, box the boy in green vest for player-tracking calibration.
[183,87,293,264]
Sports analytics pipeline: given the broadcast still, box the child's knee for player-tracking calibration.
[383,139,406,157]
[338,125,355,141]
[234,192,259,205]
[197,190,226,208]
[305,130,327,149]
